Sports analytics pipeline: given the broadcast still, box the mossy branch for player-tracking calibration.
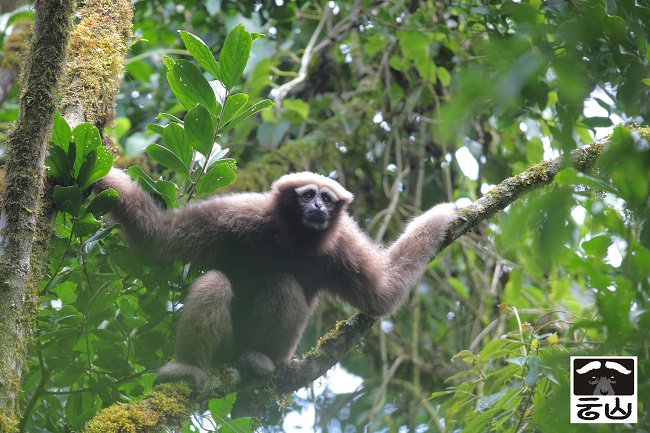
[60,0,133,131]
[81,130,626,432]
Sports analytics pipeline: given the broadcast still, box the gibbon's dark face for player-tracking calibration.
[295,184,340,231]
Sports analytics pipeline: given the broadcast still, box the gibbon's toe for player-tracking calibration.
[238,351,276,379]
[155,363,208,393]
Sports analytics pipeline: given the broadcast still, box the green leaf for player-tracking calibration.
[108,116,131,142]
[146,144,191,177]
[642,78,650,87]
[282,98,310,120]
[459,407,501,433]
[221,417,253,433]
[554,167,617,195]
[582,235,611,258]
[220,99,274,135]
[73,123,102,153]
[251,32,263,42]
[167,59,218,112]
[156,112,184,124]
[196,162,236,195]
[185,104,216,156]
[476,389,509,411]
[163,122,193,167]
[396,30,430,60]
[206,149,231,169]
[77,146,114,191]
[72,123,102,174]
[86,279,122,317]
[53,185,82,214]
[126,166,176,208]
[209,394,237,419]
[67,141,77,173]
[86,188,118,217]
[179,31,220,79]
[88,280,122,317]
[83,224,118,254]
[162,55,175,70]
[72,213,102,238]
[437,66,452,86]
[65,392,100,431]
[146,123,166,136]
[219,23,252,91]
[52,112,72,149]
[45,145,71,185]
[524,355,541,387]
[221,93,249,126]
[108,244,144,275]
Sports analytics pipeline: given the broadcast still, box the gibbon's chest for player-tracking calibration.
[212,231,333,297]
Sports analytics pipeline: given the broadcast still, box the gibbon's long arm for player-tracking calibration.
[93,168,272,265]
[326,203,457,317]
[95,168,457,319]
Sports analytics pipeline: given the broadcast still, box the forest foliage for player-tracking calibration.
[0,0,648,432]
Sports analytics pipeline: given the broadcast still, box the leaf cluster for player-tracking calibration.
[141,25,273,202]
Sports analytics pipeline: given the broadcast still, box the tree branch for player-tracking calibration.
[59,0,133,131]
[273,5,330,107]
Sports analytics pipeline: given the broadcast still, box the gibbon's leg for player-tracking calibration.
[155,270,234,392]
[238,273,317,379]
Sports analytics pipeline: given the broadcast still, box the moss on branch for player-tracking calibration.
[60,0,133,130]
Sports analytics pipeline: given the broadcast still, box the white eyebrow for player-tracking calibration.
[318,187,340,203]
[576,361,601,374]
[295,185,341,203]
[295,185,318,195]
[605,361,632,375]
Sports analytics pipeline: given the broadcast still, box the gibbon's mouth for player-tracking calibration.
[304,211,329,230]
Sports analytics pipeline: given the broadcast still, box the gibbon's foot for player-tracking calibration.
[238,351,276,379]
[155,363,208,393]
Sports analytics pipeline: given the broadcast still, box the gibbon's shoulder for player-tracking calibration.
[271,172,354,206]
[175,190,276,233]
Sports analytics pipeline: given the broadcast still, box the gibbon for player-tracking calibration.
[94,169,458,390]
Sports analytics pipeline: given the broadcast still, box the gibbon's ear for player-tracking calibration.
[271,172,354,206]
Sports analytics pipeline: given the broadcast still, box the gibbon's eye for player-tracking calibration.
[302,190,315,201]
[321,193,332,205]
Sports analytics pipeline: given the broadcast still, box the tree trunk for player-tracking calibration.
[0,1,74,431]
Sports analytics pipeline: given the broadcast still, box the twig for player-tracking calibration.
[273,5,331,107]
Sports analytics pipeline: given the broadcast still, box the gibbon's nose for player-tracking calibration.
[314,199,323,209]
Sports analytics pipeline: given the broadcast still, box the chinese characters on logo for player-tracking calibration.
[571,356,637,423]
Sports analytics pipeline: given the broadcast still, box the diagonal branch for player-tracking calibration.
[83,134,613,432]
[275,137,607,391]
[273,5,330,107]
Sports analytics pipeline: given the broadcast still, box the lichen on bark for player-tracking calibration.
[83,383,194,433]
[60,0,133,131]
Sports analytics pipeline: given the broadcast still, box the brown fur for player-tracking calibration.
[94,169,457,389]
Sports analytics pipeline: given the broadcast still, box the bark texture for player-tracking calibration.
[0,1,75,431]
